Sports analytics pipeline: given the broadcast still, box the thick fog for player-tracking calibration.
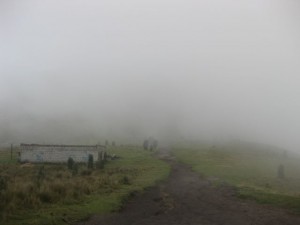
[0,0,300,149]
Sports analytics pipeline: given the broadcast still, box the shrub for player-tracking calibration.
[143,140,149,150]
[36,166,45,188]
[88,154,94,169]
[37,166,45,179]
[39,189,53,203]
[121,176,130,185]
[67,157,74,170]
[0,176,8,192]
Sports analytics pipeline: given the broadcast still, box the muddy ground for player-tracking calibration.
[78,149,300,225]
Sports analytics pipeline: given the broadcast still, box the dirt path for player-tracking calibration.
[78,148,300,225]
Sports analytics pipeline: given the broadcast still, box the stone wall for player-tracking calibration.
[20,144,106,163]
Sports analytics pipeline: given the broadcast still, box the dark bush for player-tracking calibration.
[143,140,149,150]
[36,166,45,188]
[0,176,7,192]
[88,154,94,169]
[39,191,53,203]
[67,157,75,170]
[121,176,130,185]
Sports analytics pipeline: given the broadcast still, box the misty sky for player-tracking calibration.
[0,0,300,148]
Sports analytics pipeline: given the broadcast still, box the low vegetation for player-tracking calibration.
[172,142,300,213]
[0,148,18,164]
[0,146,170,225]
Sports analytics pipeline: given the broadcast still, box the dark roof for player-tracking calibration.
[20,143,106,148]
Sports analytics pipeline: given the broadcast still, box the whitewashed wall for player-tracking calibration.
[20,144,106,163]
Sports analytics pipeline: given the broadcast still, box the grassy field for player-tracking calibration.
[172,142,300,213]
[0,147,19,164]
[0,146,170,225]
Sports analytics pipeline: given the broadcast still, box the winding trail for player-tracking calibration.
[78,148,300,225]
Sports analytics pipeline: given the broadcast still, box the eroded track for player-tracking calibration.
[78,148,300,225]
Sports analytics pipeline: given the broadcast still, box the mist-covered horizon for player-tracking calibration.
[1,0,300,149]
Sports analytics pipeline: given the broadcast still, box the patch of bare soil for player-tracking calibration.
[77,148,300,225]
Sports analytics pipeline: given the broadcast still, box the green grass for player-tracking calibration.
[0,146,170,225]
[172,143,300,212]
[0,148,18,164]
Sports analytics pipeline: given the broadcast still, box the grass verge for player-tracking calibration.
[172,143,300,213]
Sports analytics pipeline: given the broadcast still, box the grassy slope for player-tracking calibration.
[0,146,170,225]
[172,143,300,213]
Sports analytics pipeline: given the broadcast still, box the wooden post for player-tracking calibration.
[11,144,13,160]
